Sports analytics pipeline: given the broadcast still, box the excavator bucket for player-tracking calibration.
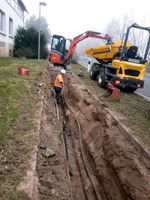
[103,83,120,100]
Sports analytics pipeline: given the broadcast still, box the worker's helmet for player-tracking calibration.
[60,69,66,74]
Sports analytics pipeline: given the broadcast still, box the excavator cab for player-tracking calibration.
[49,35,71,66]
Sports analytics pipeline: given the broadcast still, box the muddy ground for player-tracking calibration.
[18,68,150,200]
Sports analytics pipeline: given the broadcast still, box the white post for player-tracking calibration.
[87,58,91,72]
[38,3,41,61]
[38,2,47,61]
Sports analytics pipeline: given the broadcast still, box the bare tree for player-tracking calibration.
[105,15,149,57]
[105,16,133,41]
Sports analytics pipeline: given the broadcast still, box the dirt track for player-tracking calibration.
[19,68,150,200]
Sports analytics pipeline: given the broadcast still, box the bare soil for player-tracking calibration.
[17,68,150,200]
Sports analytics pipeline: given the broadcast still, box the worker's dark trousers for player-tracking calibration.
[53,86,62,94]
[53,86,62,103]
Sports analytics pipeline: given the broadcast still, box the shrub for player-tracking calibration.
[14,47,34,58]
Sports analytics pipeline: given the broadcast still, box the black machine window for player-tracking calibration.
[51,35,66,53]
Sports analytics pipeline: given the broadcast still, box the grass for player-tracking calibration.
[0,58,46,199]
[0,173,28,200]
[71,63,150,147]
[0,58,43,142]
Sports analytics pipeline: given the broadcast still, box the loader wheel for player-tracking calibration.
[90,64,99,80]
[97,67,107,88]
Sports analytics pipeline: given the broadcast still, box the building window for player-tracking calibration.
[0,10,5,33]
[9,49,13,56]
[9,18,13,36]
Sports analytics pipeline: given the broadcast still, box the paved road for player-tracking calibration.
[77,56,150,100]
[136,73,150,99]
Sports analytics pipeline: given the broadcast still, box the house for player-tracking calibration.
[0,0,27,57]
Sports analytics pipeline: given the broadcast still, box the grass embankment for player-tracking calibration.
[71,63,150,147]
[0,58,46,199]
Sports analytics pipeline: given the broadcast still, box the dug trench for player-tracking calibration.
[20,68,150,200]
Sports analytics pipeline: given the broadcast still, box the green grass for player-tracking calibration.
[71,63,150,146]
[0,58,46,199]
[0,58,44,142]
[0,173,28,200]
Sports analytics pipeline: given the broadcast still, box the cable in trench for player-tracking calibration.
[53,95,73,200]
[58,95,102,200]
[70,110,101,200]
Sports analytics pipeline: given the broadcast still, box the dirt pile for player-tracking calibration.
[64,73,150,200]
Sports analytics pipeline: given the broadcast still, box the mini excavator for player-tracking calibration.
[49,31,111,68]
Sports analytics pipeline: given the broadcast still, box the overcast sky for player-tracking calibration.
[23,0,150,38]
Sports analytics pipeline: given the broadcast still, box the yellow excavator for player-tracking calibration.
[85,23,150,92]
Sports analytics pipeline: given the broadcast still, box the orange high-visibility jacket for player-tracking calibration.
[54,74,64,88]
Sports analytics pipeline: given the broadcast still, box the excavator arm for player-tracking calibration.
[65,31,111,63]
[49,31,111,66]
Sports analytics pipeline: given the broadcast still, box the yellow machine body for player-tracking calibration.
[112,59,145,80]
[85,24,150,92]
[85,40,145,84]
[85,41,132,62]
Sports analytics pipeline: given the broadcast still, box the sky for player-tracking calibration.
[23,0,150,38]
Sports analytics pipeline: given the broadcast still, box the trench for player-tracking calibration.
[34,68,150,200]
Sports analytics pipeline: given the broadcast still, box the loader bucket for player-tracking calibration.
[104,83,120,100]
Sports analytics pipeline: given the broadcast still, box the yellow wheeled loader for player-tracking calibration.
[85,23,150,92]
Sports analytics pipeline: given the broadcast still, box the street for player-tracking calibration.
[136,73,150,99]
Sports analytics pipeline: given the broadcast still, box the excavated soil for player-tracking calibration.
[63,72,150,200]
[19,68,150,200]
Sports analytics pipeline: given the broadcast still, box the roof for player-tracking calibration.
[18,0,28,13]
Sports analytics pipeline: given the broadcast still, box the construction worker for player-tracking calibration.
[53,69,66,96]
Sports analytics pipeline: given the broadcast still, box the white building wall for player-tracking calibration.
[0,0,25,57]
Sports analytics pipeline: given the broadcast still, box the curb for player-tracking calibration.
[135,91,150,102]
